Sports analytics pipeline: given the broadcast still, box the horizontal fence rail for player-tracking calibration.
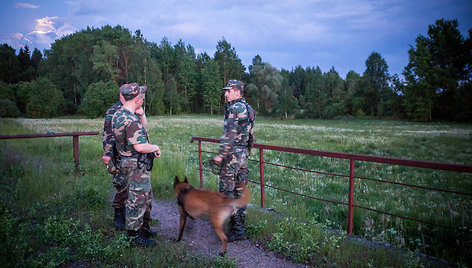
[0,131,99,170]
[190,136,472,235]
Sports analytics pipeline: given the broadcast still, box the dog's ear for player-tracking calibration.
[184,176,188,183]
[174,176,180,184]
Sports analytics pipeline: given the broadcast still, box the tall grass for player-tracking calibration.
[1,116,471,266]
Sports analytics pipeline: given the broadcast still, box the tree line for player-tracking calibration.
[0,19,471,121]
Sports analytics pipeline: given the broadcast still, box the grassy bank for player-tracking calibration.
[0,116,471,266]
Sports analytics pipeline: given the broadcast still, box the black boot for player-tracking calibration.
[128,228,157,247]
[114,207,125,230]
[142,211,157,237]
[227,214,247,242]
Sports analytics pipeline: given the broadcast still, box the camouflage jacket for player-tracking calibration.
[218,98,255,158]
[112,109,149,158]
[102,101,122,162]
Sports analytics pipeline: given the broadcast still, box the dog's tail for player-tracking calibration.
[231,182,251,208]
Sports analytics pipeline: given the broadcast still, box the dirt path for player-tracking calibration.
[150,198,308,268]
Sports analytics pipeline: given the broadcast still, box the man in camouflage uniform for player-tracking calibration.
[112,83,161,247]
[212,79,255,242]
[102,93,148,230]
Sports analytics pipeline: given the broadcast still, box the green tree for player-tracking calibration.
[15,81,32,114]
[278,70,299,119]
[79,81,119,118]
[304,66,324,118]
[201,58,221,115]
[214,38,245,85]
[363,52,390,116]
[155,37,175,82]
[174,40,197,113]
[403,19,472,121]
[91,40,119,82]
[26,78,65,118]
[31,48,42,78]
[0,82,20,117]
[247,59,282,114]
[0,44,20,83]
[164,76,179,114]
[323,67,345,119]
[344,70,362,116]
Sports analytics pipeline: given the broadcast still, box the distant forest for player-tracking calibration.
[0,18,471,121]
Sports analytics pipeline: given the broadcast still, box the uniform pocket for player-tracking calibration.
[120,157,137,168]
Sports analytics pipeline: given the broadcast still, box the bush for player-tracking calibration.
[25,78,65,118]
[0,99,20,117]
[79,81,119,118]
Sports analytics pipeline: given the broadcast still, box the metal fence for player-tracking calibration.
[190,136,472,235]
[0,132,99,170]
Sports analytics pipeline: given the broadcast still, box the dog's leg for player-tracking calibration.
[211,215,228,255]
[177,209,187,241]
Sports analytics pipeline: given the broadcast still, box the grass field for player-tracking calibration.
[0,116,471,267]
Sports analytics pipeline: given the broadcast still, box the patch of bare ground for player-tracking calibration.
[150,198,308,268]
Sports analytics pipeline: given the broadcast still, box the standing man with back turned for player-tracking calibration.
[212,79,255,242]
[112,82,161,247]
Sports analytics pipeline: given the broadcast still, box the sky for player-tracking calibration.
[0,0,471,78]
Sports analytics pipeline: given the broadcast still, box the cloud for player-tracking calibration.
[15,3,40,9]
[23,16,76,48]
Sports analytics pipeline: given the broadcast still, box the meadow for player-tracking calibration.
[0,116,471,267]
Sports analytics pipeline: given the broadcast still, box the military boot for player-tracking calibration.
[128,229,157,247]
[142,211,157,237]
[113,207,125,230]
[227,214,247,242]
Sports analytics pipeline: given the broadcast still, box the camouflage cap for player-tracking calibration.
[223,80,244,92]
[120,83,147,101]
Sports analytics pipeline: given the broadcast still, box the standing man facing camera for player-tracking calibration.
[112,83,161,247]
[212,79,255,242]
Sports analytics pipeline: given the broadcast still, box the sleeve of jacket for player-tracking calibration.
[102,105,116,157]
[218,106,238,158]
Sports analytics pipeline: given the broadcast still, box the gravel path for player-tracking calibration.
[150,198,308,268]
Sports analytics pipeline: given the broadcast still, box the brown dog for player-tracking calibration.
[173,176,250,255]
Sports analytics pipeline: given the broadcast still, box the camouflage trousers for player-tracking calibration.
[120,157,153,231]
[219,148,249,216]
[108,164,128,209]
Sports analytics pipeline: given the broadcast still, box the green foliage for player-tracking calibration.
[25,78,65,118]
[214,38,245,84]
[0,99,20,117]
[79,80,119,118]
[247,60,282,115]
[1,17,471,121]
[0,82,20,117]
[0,43,21,84]
[403,19,472,121]
[267,217,346,264]
[201,58,222,115]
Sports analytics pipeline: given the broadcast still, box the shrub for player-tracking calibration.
[25,78,65,118]
[0,99,20,117]
[79,81,119,118]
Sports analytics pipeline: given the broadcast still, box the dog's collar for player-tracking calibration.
[177,186,195,219]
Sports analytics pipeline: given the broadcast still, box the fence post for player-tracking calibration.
[347,159,355,234]
[73,135,79,170]
[259,148,265,208]
[198,140,203,189]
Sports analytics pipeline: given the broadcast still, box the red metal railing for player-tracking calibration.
[0,132,99,170]
[190,136,472,235]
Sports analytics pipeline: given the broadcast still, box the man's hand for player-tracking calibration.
[154,147,162,158]
[102,155,111,165]
[212,155,223,164]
